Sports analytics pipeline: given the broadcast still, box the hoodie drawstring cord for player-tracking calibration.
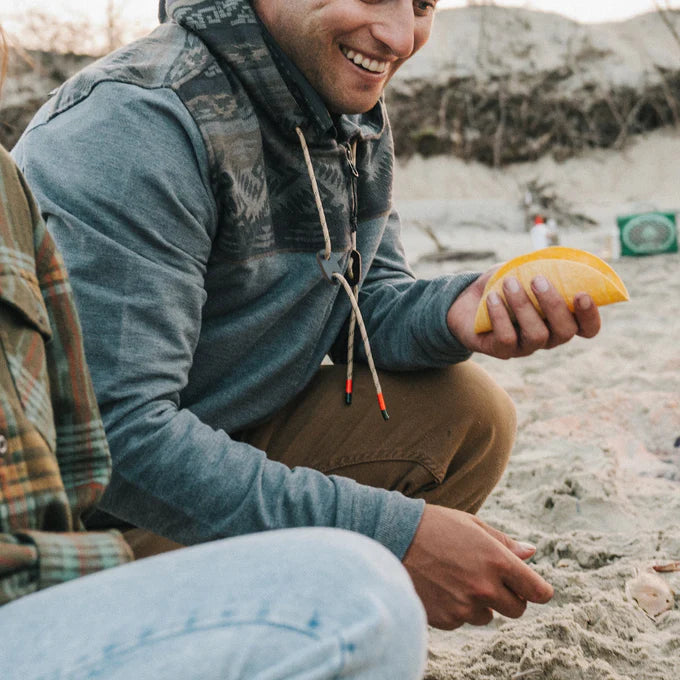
[345,230,358,405]
[296,127,332,261]
[295,126,389,421]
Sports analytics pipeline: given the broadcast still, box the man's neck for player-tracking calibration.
[256,13,336,136]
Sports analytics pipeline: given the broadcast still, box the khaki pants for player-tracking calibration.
[125,361,517,559]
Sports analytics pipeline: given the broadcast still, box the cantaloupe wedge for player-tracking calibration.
[474,247,629,333]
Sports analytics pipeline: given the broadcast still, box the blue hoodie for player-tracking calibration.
[13,0,478,558]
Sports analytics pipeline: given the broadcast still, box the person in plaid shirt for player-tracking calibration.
[0,139,134,604]
[0,31,427,680]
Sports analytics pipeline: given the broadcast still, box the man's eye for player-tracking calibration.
[414,0,436,15]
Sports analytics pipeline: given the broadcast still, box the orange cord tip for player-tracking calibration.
[377,393,389,420]
[345,379,353,405]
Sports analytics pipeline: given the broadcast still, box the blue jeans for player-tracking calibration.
[1,528,427,680]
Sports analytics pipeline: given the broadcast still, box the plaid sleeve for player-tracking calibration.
[17,529,133,591]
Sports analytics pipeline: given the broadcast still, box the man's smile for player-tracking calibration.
[340,45,388,74]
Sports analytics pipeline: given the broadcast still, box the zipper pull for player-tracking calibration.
[345,144,359,177]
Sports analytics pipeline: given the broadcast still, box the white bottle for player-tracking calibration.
[530,215,549,250]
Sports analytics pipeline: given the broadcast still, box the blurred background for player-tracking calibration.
[3,0,680,238]
[3,1,680,55]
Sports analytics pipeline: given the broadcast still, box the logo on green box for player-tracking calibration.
[616,212,678,256]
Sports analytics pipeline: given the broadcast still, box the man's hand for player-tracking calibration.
[402,505,553,630]
[447,269,601,359]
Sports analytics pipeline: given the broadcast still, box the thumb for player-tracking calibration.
[476,518,536,559]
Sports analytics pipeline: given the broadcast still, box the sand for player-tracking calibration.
[395,128,680,680]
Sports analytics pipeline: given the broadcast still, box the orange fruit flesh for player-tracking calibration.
[474,248,629,333]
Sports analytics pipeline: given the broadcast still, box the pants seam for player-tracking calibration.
[56,617,330,679]
[322,452,445,483]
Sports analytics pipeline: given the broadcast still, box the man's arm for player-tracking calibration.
[13,82,425,556]
[338,208,600,369]
[332,208,482,369]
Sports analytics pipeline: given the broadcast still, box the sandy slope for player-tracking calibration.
[396,7,680,87]
[397,131,680,679]
[395,128,680,233]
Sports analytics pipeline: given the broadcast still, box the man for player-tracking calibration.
[0,29,426,679]
[14,0,599,630]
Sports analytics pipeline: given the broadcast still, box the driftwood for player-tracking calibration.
[414,221,497,263]
[521,178,597,230]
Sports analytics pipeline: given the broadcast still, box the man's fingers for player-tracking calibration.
[404,506,553,630]
[488,586,529,620]
[504,561,555,605]
[466,607,495,627]
[494,277,602,354]
[473,515,536,559]
[531,276,578,346]
[573,293,601,338]
[502,277,550,353]
[472,516,551,611]
[484,292,519,358]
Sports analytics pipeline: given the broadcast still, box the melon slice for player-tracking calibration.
[474,247,629,333]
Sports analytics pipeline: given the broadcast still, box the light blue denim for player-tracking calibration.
[0,528,427,680]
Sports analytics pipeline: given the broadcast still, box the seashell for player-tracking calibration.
[474,247,629,333]
[625,568,675,618]
[653,561,680,573]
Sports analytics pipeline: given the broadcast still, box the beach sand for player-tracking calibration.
[395,129,680,680]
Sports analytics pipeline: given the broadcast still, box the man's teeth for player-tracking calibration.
[342,48,387,74]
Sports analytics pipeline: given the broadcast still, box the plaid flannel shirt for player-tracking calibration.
[0,146,132,606]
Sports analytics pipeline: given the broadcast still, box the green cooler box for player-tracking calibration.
[616,212,678,256]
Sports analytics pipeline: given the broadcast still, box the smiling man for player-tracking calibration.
[14,0,600,651]
[252,0,436,113]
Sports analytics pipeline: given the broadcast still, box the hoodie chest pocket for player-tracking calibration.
[0,269,55,453]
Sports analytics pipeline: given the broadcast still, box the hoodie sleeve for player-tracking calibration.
[329,107,481,371]
[12,82,424,560]
[335,208,481,370]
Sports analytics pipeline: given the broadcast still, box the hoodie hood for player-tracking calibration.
[161,0,385,143]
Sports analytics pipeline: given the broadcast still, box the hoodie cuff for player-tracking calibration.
[373,493,426,561]
[420,272,481,364]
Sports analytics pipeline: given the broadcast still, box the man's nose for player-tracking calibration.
[370,1,416,58]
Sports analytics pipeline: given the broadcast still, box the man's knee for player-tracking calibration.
[442,361,515,461]
[413,362,517,511]
[463,362,517,465]
[314,530,428,678]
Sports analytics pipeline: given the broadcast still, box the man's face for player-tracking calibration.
[253,0,437,114]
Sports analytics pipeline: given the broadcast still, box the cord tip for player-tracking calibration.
[377,393,389,421]
[345,379,353,405]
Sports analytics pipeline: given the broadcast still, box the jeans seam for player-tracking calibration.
[55,617,330,680]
